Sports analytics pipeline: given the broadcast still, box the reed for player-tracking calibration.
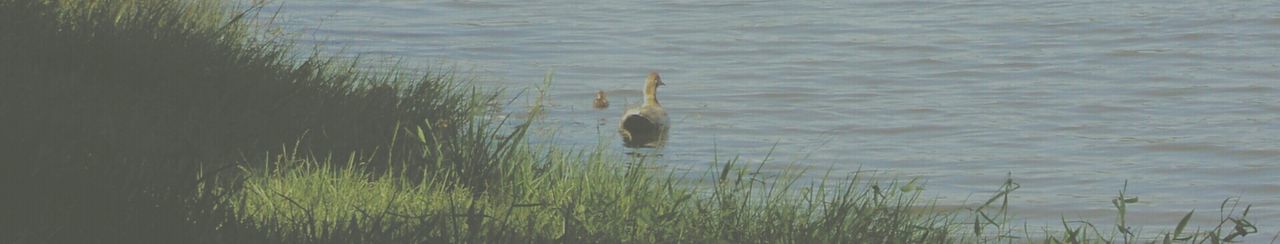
[0,0,1262,243]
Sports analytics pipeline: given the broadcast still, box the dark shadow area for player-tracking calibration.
[0,0,496,242]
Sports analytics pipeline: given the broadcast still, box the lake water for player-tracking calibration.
[267,0,1280,232]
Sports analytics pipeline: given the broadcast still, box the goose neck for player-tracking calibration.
[644,81,660,106]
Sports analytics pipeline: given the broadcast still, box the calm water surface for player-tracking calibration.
[269,0,1280,230]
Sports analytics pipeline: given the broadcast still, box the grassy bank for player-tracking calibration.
[0,0,1263,243]
[224,139,952,242]
[1,0,487,242]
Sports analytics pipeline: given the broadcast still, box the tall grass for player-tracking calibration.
[959,177,1259,243]
[1,0,487,242]
[0,0,1264,243]
[220,115,954,242]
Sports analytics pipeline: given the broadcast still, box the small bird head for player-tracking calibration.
[648,71,665,87]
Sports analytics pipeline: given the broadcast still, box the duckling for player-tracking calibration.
[618,71,668,148]
[593,90,609,110]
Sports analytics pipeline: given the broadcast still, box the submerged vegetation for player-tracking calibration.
[0,0,1264,243]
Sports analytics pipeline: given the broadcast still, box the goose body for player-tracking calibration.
[618,71,668,148]
[593,90,609,109]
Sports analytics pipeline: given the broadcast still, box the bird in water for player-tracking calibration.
[618,71,668,148]
[593,90,609,110]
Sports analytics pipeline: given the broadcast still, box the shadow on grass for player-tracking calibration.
[1,0,491,242]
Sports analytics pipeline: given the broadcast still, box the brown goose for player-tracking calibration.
[593,90,609,110]
[618,71,668,148]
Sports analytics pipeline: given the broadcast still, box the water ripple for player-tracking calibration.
[274,0,1280,228]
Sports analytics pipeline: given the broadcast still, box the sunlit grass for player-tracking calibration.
[225,133,954,243]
